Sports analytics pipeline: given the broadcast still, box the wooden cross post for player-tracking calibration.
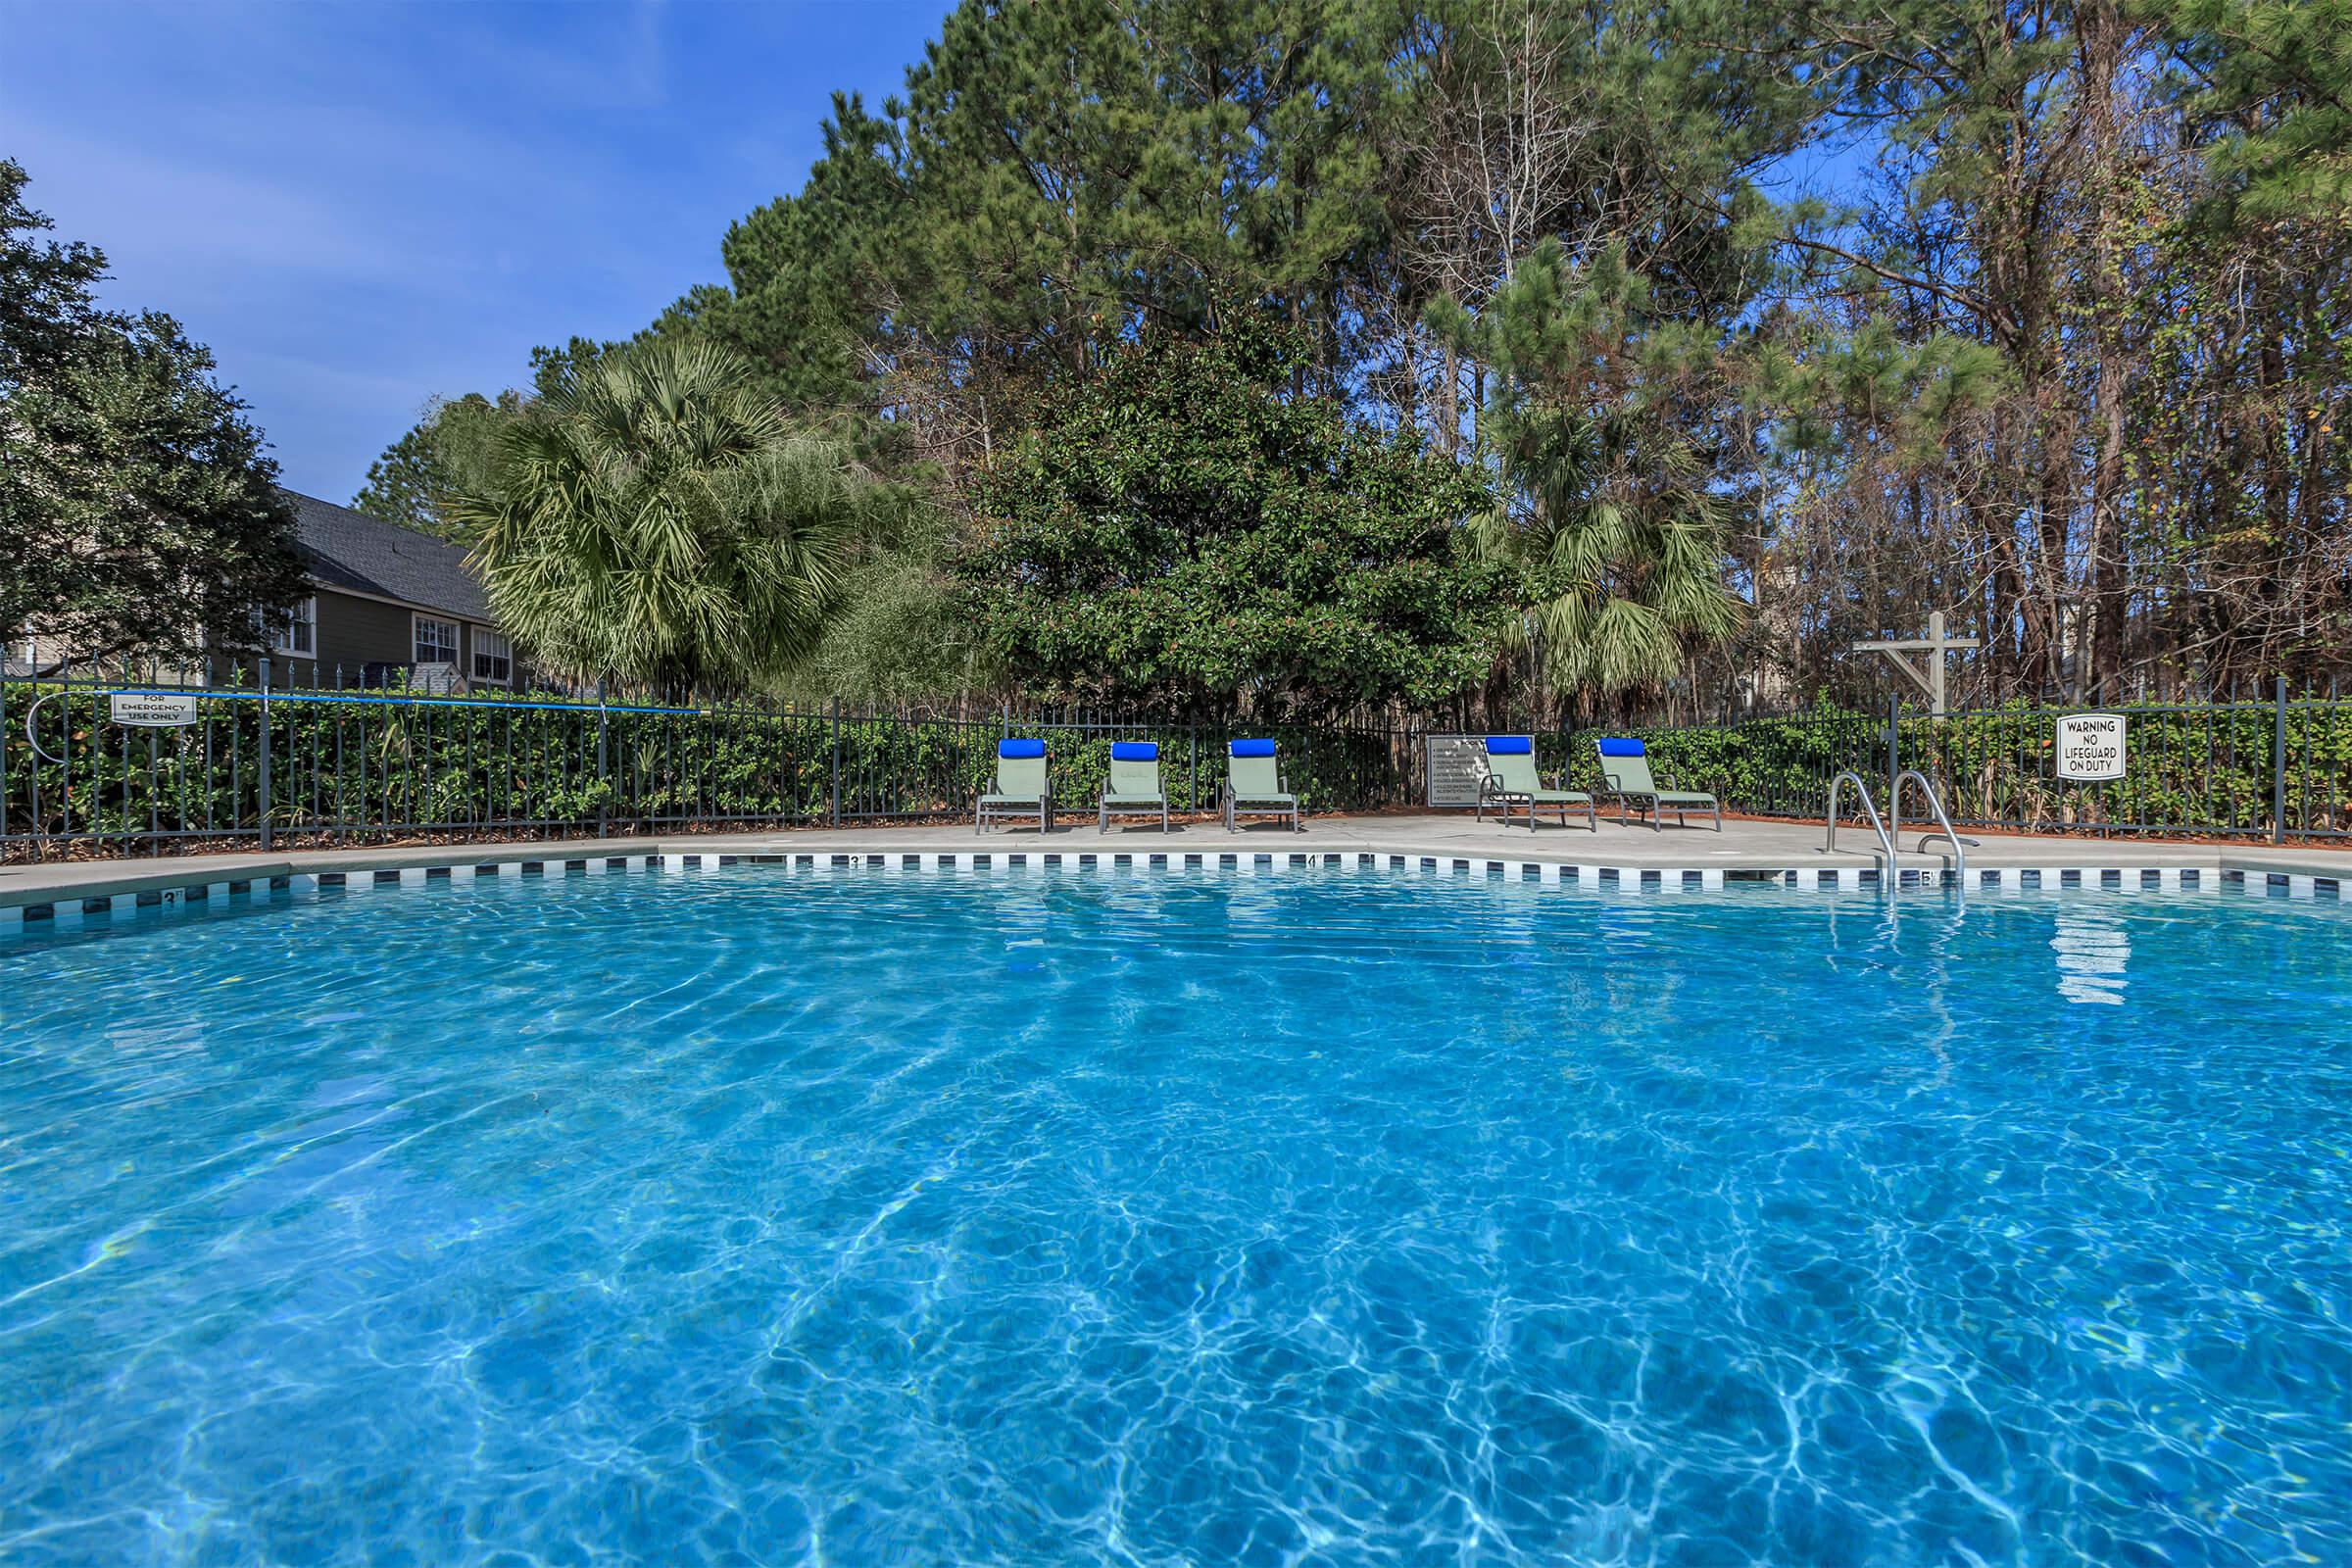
[1851,611,1980,717]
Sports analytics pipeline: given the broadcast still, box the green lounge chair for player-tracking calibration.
[1100,740,1170,832]
[976,738,1052,832]
[1222,738,1301,831]
[1478,736,1595,830]
[1592,737,1720,831]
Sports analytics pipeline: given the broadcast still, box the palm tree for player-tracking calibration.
[1434,238,1742,709]
[1472,406,1741,699]
[451,340,877,700]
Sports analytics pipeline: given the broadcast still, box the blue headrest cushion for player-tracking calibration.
[1230,738,1276,758]
[1597,737,1646,758]
[1485,736,1532,755]
[999,738,1046,759]
[1110,741,1157,761]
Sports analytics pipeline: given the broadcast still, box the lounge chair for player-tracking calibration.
[1592,737,1720,831]
[1478,736,1595,830]
[1222,739,1301,831]
[1100,740,1170,832]
[976,738,1052,832]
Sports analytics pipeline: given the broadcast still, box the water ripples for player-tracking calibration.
[2,870,2348,1565]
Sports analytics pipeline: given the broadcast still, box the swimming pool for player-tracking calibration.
[3,867,2347,1565]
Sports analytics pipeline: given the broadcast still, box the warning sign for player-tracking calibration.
[2055,713,2126,781]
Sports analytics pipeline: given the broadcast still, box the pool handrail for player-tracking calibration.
[1827,771,1895,877]
[1892,768,1971,884]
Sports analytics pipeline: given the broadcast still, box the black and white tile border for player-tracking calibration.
[1,850,2338,936]
[3,854,655,935]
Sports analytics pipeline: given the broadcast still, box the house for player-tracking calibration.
[266,490,518,691]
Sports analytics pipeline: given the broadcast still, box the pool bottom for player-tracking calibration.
[3,870,2347,1565]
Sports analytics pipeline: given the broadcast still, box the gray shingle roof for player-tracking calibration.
[282,489,492,622]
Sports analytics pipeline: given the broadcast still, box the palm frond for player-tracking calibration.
[450,338,870,698]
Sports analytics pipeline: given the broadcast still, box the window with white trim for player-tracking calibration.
[470,626,512,685]
[413,614,460,666]
[270,597,316,657]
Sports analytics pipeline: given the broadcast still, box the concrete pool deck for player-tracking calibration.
[5,813,2348,926]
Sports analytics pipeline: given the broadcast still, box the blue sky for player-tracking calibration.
[0,0,954,503]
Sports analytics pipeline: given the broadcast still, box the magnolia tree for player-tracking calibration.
[956,316,1520,718]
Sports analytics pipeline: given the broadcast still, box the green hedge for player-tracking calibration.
[10,681,2344,852]
[1551,699,2352,837]
[0,684,1418,850]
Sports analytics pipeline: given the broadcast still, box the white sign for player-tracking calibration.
[110,692,200,728]
[2056,713,2127,781]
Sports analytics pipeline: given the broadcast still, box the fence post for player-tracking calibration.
[2273,675,2288,845]
[1885,693,1901,841]
[258,657,272,853]
[828,698,842,827]
[1189,721,1199,814]
[595,680,610,840]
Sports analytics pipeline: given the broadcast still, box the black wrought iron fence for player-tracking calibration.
[1568,685,2352,842]
[9,660,2347,858]
[0,662,1424,858]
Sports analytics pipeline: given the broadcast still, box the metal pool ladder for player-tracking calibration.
[1891,768,1970,884]
[1827,771,1895,878]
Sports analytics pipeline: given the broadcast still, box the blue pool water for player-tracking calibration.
[3,868,2348,1566]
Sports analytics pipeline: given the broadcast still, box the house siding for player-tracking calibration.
[311,589,424,677]
[296,592,515,690]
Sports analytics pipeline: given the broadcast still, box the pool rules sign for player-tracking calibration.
[2055,713,2127,781]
